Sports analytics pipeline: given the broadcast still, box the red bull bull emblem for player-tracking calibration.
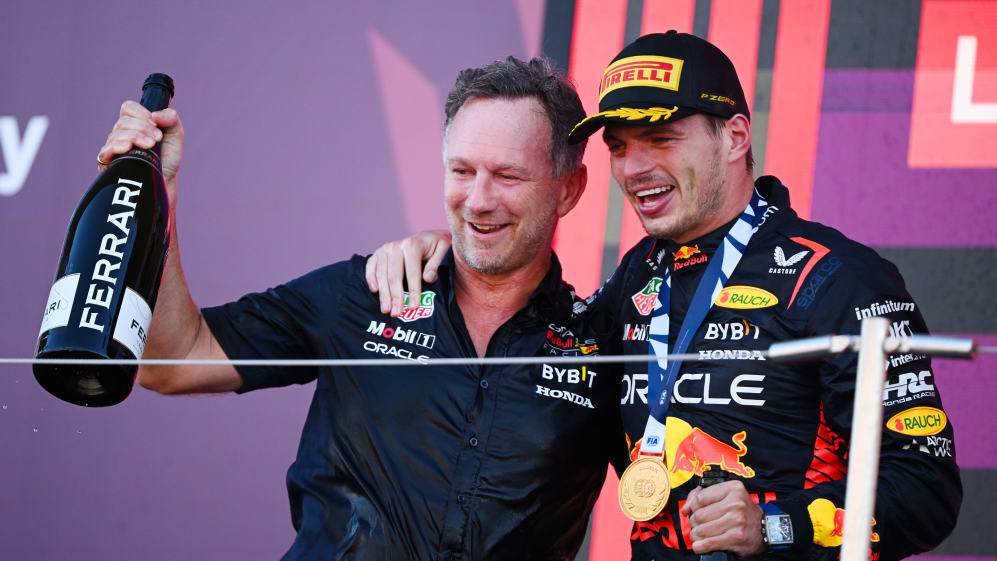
[808,498,880,547]
[661,418,756,488]
[672,244,700,260]
[631,277,662,316]
[577,343,599,355]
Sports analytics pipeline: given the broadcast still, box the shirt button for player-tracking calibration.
[469,437,479,447]
[479,379,489,389]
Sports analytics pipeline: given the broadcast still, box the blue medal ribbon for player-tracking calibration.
[645,190,768,429]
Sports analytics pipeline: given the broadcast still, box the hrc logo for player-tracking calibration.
[599,55,684,101]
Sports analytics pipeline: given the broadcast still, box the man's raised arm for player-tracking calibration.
[97,101,240,394]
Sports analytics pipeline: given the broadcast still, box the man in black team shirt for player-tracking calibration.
[96,57,624,560]
[370,32,961,561]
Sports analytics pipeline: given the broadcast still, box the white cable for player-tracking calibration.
[0,352,718,368]
[6,340,991,369]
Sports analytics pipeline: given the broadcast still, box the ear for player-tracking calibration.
[556,163,587,217]
[726,114,751,164]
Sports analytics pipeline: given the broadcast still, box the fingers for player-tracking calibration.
[683,481,765,557]
[97,102,180,170]
[401,238,424,308]
[98,107,160,167]
[423,233,451,284]
[367,232,452,317]
[386,244,406,317]
[368,242,407,316]
[373,244,395,315]
[150,107,180,129]
[365,253,380,294]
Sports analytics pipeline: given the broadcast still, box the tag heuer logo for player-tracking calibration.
[631,277,662,316]
[398,291,436,322]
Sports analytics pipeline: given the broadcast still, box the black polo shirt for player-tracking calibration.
[202,252,623,561]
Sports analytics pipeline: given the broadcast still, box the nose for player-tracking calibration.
[464,173,499,216]
[621,142,656,185]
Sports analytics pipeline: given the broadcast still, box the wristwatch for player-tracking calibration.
[760,503,793,550]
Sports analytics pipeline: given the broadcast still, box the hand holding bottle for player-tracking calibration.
[683,476,765,558]
[98,100,183,209]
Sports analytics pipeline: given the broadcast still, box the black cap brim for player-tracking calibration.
[567,104,699,144]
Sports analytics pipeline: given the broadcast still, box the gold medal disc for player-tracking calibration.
[618,456,670,521]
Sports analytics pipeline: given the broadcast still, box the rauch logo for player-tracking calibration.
[886,407,947,436]
[715,286,778,309]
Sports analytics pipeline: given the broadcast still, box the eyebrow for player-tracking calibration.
[445,157,534,177]
[603,123,683,144]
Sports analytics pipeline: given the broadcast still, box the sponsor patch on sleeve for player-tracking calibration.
[807,498,880,547]
[887,406,947,436]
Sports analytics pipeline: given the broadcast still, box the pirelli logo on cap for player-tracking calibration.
[599,55,684,101]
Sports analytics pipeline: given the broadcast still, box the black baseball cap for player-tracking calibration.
[568,31,749,144]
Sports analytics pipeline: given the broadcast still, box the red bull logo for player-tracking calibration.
[808,498,880,547]
[669,425,756,483]
[629,418,757,488]
[672,244,700,260]
[672,245,708,271]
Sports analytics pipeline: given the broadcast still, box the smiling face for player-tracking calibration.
[604,114,732,243]
[443,96,564,276]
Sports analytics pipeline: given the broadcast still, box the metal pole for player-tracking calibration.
[840,317,889,561]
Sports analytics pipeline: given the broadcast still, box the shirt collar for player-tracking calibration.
[438,249,575,321]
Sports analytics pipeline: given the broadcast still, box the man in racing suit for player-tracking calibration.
[586,176,960,560]
[369,32,962,560]
[569,32,961,560]
[96,57,623,560]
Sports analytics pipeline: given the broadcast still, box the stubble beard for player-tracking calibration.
[642,145,727,241]
[449,204,558,276]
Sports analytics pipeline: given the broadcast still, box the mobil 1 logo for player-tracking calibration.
[366,320,436,349]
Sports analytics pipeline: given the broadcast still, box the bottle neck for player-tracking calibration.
[134,75,173,168]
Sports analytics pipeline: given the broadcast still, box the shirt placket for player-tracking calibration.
[436,302,507,559]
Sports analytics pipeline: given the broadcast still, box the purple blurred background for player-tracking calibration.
[2,1,995,560]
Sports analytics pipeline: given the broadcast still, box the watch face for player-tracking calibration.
[766,514,794,545]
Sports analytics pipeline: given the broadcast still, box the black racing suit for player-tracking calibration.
[202,252,622,561]
[587,176,961,561]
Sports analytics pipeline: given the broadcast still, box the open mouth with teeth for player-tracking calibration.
[470,222,509,234]
[633,185,675,214]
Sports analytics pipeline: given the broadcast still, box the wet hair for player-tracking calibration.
[444,56,586,179]
[703,114,754,172]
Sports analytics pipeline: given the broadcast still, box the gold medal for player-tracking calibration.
[618,455,670,521]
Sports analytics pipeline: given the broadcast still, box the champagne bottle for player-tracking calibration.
[34,73,174,407]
